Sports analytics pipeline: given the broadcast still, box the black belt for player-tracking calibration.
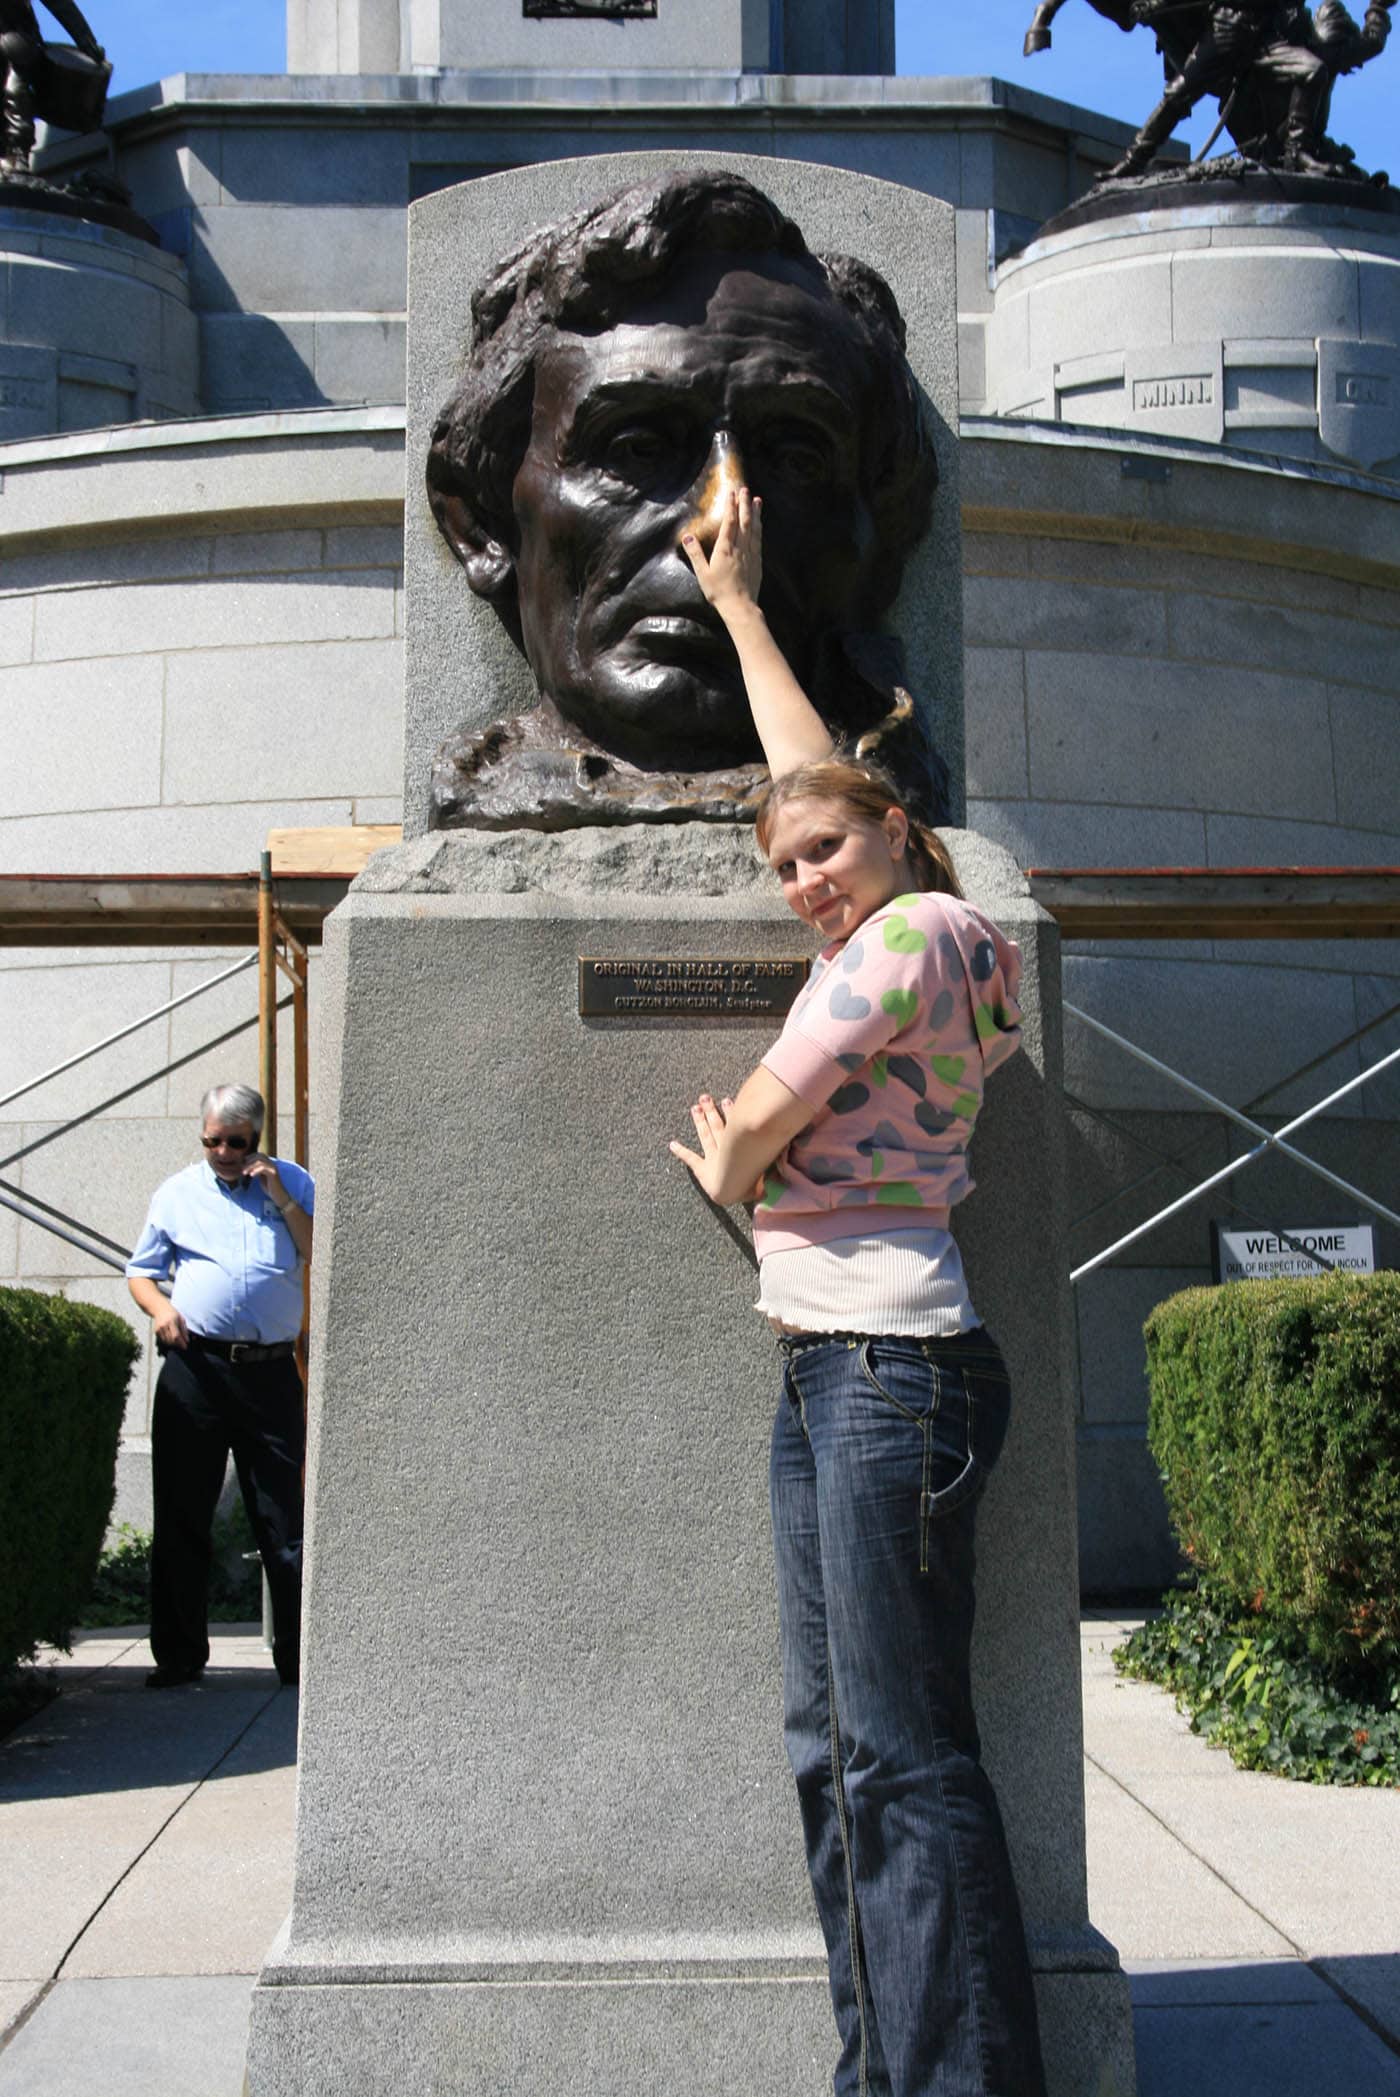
[187,1333,296,1364]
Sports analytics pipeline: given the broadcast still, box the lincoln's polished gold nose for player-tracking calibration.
[680,429,746,552]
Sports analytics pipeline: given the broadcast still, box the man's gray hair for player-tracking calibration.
[200,1083,264,1138]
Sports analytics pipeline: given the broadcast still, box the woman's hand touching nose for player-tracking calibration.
[681,487,763,622]
[680,481,834,781]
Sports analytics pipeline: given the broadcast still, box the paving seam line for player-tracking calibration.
[1083,1748,1305,1955]
[1088,1719,1400,2053]
[1307,1961,1400,2061]
[0,1979,56,2058]
[46,1680,286,1984]
[55,1634,148,1691]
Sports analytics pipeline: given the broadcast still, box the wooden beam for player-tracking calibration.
[266,824,402,877]
[1026,868,1400,940]
[0,873,351,946]
[2,865,1396,947]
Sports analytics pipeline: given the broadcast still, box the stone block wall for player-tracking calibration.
[287,0,897,75]
[3,405,1395,1588]
[984,205,1400,480]
[0,429,404,1524]
[962,426,1400,1590]
[0,525,404,870]
[33,73,1136,418]
[0,209,199,439]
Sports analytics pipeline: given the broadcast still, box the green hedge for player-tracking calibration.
[1144,1273,1400,1678]
[0,1285,138,1669]
[1117,1581,1400,1785]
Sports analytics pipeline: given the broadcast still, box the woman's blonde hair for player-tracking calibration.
[754,758,962,899]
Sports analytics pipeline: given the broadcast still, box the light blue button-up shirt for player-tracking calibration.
[126,1157,316,1345]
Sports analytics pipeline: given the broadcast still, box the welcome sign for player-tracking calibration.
[1211,1223,1376,1283]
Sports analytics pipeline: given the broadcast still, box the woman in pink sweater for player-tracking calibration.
[670,492,1046,2097]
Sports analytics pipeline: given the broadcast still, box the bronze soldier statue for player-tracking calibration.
[1024,0,1140,54]
[0,0,106,176]
[1024,0,1392,181]
[1107,1,1332,178]
[1301,0,1394,166]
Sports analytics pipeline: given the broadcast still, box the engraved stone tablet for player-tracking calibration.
[579,956,808,1020]
[1121,342,1224,445]
[0,344,56,441]
[1318,339,1400,470]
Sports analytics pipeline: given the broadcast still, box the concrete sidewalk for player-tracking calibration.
[1,1616,1398,2094]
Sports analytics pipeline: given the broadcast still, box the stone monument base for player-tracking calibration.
[984,182,1400,474]
[248,1945,1131,2096]
[243,828,1135,2097]
[1039,161,1400,241]
[0,172,158,244]
[0,202,198,437]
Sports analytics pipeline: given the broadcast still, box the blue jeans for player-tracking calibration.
[770,1330,1046,2097]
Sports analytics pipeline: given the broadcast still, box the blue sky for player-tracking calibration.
[104,0,1390,177]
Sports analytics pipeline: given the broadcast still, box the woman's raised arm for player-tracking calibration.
[681,489,835,780]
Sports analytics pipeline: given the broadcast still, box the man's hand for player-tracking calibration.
[244,1154,314,1260]
[153,1300,189,1350]
[244,1153,292,1210]
[129,1273,190,1349]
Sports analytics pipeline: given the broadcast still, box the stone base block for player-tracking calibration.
[0,207,199,436]
[247,1967,834,2097]
[984,194,1400,477]
[246,1931,1135,2097]
[243,829,1134,2097]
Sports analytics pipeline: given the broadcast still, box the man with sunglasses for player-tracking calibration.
[126,1083,314,1689]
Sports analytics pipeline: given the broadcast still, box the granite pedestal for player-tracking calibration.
[983,186,1400,476]
[0,204,197,437]
[288,0,894,76]
[242,826,1135,2096]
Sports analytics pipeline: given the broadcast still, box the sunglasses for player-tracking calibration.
[202,1134,253,1151]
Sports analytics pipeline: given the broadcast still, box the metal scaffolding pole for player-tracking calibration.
[0,952,257,1113]
[1066,1007,1400,1282]
[258,849,278,1155]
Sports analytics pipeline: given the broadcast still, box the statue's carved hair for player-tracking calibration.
[426,169,937,617]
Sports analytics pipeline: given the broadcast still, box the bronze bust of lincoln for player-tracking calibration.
[426,169,945,830]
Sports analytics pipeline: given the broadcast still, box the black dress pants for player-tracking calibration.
[149,1342,305,1680]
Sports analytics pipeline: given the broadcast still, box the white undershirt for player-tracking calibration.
[754,1228,978,1338]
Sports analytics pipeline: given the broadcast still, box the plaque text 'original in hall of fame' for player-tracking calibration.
[579,957,809,1021]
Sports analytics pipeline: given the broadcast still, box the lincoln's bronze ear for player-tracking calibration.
[427,486,522,644]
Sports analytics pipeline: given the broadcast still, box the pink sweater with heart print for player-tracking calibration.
[753,889,1022,1259]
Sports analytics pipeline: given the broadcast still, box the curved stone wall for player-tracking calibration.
[2,410,1395,1578]
[0,411,404,1521]
[984,199,1400,478]
[963,422,1400,1586]
[0,207,199,438]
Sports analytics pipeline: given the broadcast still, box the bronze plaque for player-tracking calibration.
[580,957,808,1021]
[524,1,656,16]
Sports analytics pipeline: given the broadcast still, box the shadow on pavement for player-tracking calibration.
[1129,1958,1400,2096]
[0,1668,296,1803]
